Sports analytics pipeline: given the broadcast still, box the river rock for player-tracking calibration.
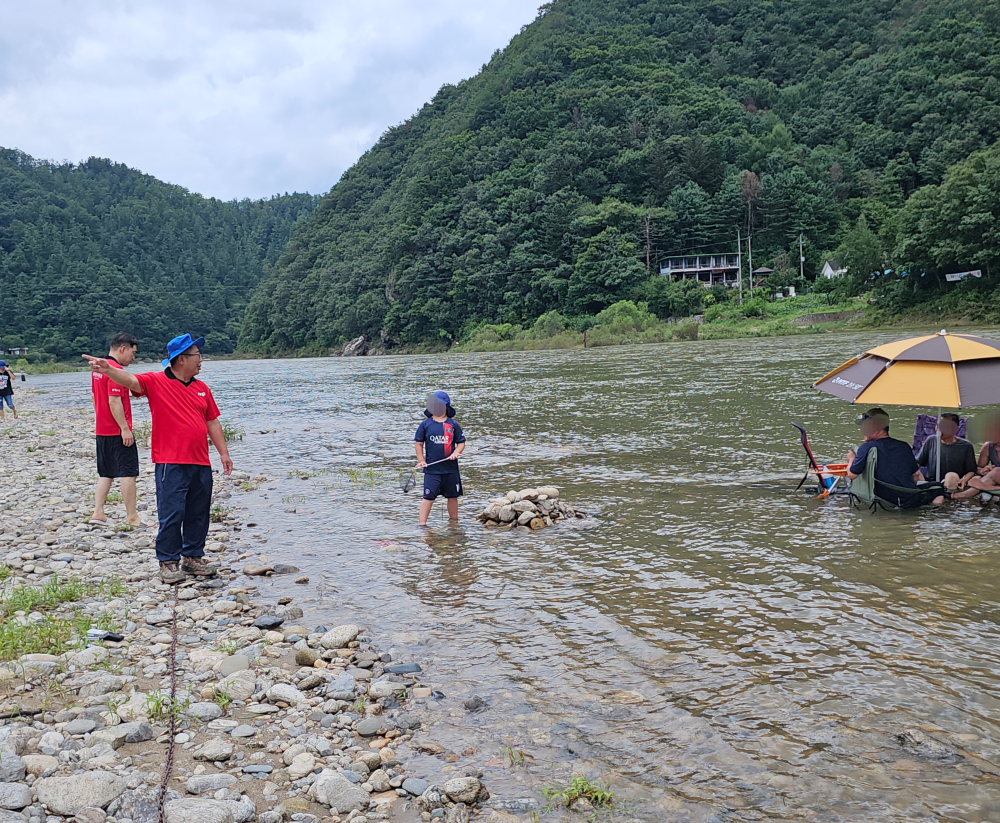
[0,755,24,782]
[164,799,234,823]
[266,683,305,705]
[36,773,127,815]
[326,672,356,700]
[221,797,256,823]
[443,777,481,804]
[252,615,283,630]
[402,778,430,796]
[109,786,183,823]
[310,771,370,813]
[286,752,316,780]
[195,738,234,762]
[184,774,237,795]
[215,655,249,677]
[187,702,223,722]
[0,783,32,810]
[64,718,97,735]
[294,649,320,666]
[319,624,360,649]
[21,755,58,775]
[120,721,155,744]
[216,670,256,701]
[355,717,383,737]
[368,677,402,699]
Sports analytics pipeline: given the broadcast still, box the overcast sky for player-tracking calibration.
[0,0,543,200]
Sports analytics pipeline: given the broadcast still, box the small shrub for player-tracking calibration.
[210,504,228,523]
[673,322,699,341]
[542,776,617,810]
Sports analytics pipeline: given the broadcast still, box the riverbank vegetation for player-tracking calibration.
[239,0,1000,355]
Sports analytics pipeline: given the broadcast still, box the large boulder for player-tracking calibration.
[443,777,482,804]
[163,799,234,823]
[310,771,370,813]
[319,625,360,650]
[36,773,127,815]
[266,684,305,705]
[341,336,368,357]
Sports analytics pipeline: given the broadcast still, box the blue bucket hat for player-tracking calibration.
[424,390,456,418]
[161,334,205,368]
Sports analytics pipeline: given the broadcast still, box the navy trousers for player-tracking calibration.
[154,463,213,563]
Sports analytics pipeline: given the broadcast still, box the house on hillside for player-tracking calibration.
[659,253,740,287]
[5,347,27,356]
[820,259,847,279]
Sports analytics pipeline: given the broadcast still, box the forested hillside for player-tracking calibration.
[0,149,317,359]
[241,0,1000,353]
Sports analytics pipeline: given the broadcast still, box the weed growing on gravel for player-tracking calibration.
[0,564,10,581]
[106,490,123,503]
[220,420,245,442]
[210,504,228,523]
[542,776,617,810]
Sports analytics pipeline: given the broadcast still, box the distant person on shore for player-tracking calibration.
[84,334,233,585]
[0,361,16,422]
[414,391,466,526]
[915,413,977,491]
[846,407,951,507]
[91,333,144,526]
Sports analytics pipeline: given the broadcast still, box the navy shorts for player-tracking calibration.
[423,471,462,500]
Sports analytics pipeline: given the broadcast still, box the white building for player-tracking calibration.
[659,253,740,287]
[820,259,847,279]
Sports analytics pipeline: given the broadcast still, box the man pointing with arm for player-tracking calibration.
[84,334,233,585]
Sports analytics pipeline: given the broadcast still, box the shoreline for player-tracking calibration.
[0,396,511,823]
[20,312,1000,374]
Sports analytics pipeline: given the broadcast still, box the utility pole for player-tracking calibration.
[747,233,754,300]
[799,233,805,281]
[737,229,743,306]
[643,212,653,273]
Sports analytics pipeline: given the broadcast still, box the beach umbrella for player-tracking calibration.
[813,330,1000,480]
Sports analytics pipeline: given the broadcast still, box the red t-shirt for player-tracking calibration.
[92,358,133,437]
[135,370,221,466]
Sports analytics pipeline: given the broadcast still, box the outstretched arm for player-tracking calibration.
[82,355,141,394]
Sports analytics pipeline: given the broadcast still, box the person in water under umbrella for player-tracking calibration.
[845,407,952,507]
[414,391,466,526]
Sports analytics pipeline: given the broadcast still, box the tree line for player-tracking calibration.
[240,0,1000,352]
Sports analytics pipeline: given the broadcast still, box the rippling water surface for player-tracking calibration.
[38,332,1000,821]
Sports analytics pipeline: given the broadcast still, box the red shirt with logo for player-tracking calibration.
[92,358,134,436]
[135,369,221,465]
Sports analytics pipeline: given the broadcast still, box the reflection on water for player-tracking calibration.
[34,331,1000,821]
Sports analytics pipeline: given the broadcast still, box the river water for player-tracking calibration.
[34,331,1000,821]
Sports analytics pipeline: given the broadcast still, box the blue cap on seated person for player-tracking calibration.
[0,361,5,369]
[161,334,206,368]
[424,390,456,419]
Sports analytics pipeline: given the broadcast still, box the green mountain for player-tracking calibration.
[240,0,1000,353]
[0,149,317,360]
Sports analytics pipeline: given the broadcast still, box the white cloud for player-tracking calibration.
[0,0,542,199]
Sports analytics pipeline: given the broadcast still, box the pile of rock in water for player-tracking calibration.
[476,486,584,530]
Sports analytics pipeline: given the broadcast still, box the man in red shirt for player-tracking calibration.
[84,334,234,585]
[91,333,142,526]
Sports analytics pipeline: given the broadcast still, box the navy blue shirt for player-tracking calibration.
[850,437,920,507]
[415,417,465,474]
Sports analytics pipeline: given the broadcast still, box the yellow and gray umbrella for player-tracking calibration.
[813,330,1000,409]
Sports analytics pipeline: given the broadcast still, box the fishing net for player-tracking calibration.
[399,470,418,493]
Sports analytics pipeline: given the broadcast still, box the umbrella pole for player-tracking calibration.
[936,407,942,483]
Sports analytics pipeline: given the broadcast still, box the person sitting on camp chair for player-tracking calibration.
[914,413,977,491]
[846,408,949,508]
[951,418,1000,501]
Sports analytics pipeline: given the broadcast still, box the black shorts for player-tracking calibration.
[96,435,139,479]
[423,471,462,500]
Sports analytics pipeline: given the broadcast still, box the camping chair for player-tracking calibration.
[848,446,946,512]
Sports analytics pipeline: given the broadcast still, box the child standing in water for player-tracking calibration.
[414,391,466,525]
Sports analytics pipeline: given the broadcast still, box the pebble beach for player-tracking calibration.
[0,394,523,823]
